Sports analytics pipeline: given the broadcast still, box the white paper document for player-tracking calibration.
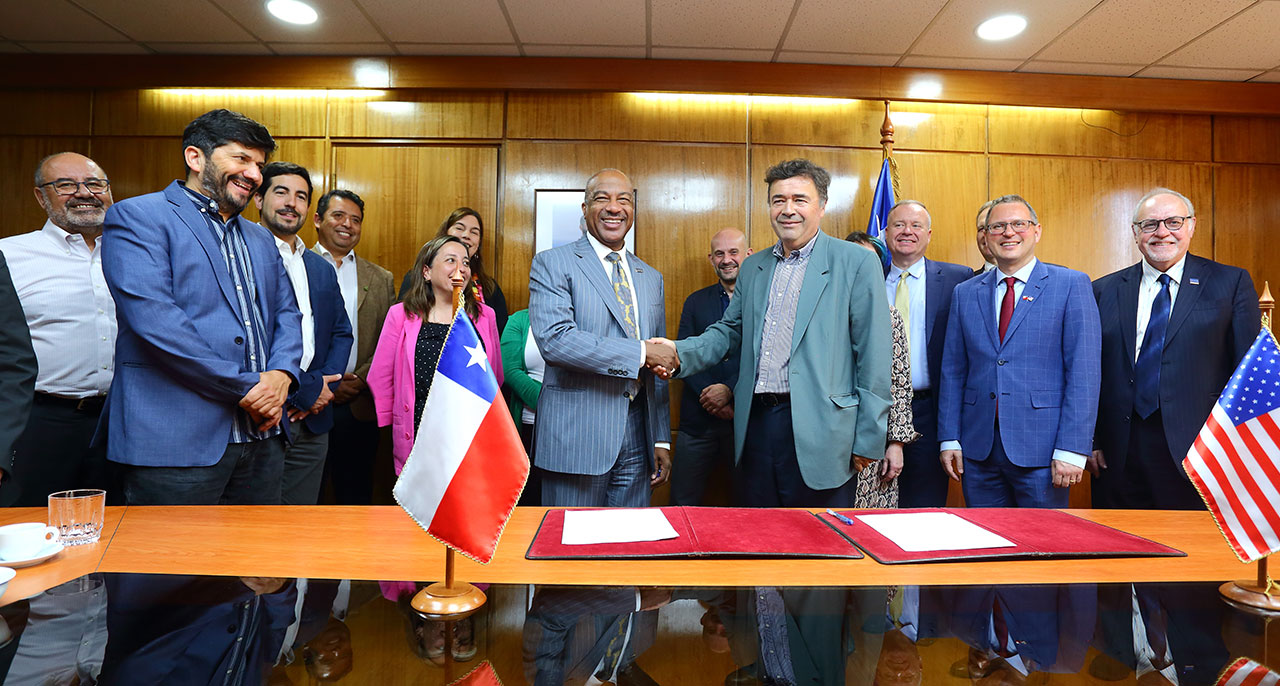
[561,508,680,546]
[855,512,1015,552]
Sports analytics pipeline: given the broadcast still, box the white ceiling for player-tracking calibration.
[3,0,1280,82]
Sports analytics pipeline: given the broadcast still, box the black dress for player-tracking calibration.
[412,322,451,431]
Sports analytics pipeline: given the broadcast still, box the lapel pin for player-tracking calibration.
[1022,295,1035,302]
[1189,278,1200,285]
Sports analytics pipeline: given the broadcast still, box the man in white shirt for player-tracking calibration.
[310,190,394,504]
[0,152,114,506]
[253,164,353,505]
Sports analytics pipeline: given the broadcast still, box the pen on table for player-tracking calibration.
[826,509,854,526]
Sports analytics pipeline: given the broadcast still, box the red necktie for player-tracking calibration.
[998,276,1017,343]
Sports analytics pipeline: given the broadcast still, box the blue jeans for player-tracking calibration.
[122,436,285,505]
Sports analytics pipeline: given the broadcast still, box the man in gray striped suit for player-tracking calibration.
[528,168,671,508]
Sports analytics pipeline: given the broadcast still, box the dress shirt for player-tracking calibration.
[583,231,645,368]
[316,243,360,374]
[979,262,996,274]
[1134,255,1186,363]
[522,327,545,425]
[0,220,115,397]
[941,258,1085,468]
[274,234,314,371]
[754,232,818,394]
[886,258,929,390]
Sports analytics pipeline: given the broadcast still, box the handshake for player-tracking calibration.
[643,338,680,379]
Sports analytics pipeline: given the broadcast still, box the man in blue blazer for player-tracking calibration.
[253,162,354,505]
[100,109,302,505]
[939,194,1101,508]
[529,168,671,508]
[882,200,973,507]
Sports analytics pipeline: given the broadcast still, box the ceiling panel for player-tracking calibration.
[217,0,384,43]
[776,51,900,66]
[1137,65,1265,81]
[898,55,1023,71]
[651,46,774,61]
[1160,1,1280,70]
[524,44,646,58]
[145,42,271,55]
[651,0,792,49]
[355,0,511,43]
[86,0,257,43]
[782,0,946,55]
[906,0,1100,60]
[398,43,521,56]
[1018,60,1142,77]
[504,0,644,45]
[18,41,148,54]
[1034,0,1253,65]
[1250,71,1280,83]
[0,0,126,42]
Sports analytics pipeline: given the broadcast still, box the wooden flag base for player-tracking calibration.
[410,547,487,619]
[1220,558,1280,614]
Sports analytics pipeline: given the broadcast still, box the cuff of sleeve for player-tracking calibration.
[940,440,962,452]
[637,341,647,371]
[1052,449,1087,469]
[654,442,670,451]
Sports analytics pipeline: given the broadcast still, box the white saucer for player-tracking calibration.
[0,541,63,569]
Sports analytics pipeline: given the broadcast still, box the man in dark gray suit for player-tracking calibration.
[528,168,671,508]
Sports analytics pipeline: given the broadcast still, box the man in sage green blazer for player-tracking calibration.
[657,159,892,508]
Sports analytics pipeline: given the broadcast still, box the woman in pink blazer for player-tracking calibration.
[368,236,503,474]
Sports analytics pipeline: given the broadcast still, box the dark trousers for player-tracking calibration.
[121,436,285,505]
[321,403,379,505]
[668,421,733,506]
[962,422,1068,509]
[517,422,542,506]
[1094,410,1203,510]
[734,395,855,508]
[898,392,947,508]
[8,396,111,507]
[280,423,329,506]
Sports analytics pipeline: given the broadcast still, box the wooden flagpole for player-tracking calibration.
[881,100,900,199]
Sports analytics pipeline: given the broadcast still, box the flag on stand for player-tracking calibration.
[394,308,529,564]
[1216,657,1279,686]
[1184,328,1280,563]
[865,157,895,270]
[449,661,504,686]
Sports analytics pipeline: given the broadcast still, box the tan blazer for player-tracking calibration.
[312,246,395,422]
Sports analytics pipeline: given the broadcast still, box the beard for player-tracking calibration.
[199,163,255,215]
[262,208,304,235]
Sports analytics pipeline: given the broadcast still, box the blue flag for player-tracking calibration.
[865,158,895,270]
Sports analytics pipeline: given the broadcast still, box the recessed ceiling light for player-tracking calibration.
[266,0,318,25]
[907,79,943,99]
[976,14,1026,41]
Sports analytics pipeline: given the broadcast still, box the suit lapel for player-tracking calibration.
[924,258,941,349]
[1117,264,1141,372]
[627,255,656,338]
[242,220,275,316]
[791,233,830,353]
[999,260,1047,347]
[354,256,369,312]
[1165,255,1204,346]
[572,238,631,335]
[980,269,999,349]
[751,254,776,364]
[167,184,238,313]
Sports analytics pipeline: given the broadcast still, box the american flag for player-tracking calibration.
[1216,657,1279,686]
[1184,329,1280,563]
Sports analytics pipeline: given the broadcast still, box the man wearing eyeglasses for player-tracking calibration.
[938,194,1101,508]
[0,152,115,506]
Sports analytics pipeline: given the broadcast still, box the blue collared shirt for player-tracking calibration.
[754,232,819,394]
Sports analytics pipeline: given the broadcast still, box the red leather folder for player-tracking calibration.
[526,507,864,559]
[827,508,1185,564]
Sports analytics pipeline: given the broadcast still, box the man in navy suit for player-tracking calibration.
[939,194,1101,508]
[100,109,303,505]
[253,162,353,505]
[882,200,972,507]
[669,228,750,506]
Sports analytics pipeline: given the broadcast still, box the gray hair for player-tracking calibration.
[989,194,1038,225]
[1131,188,1195,223]
[975,199,997,230]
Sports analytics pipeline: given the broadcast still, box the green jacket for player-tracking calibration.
[501,309,542,428]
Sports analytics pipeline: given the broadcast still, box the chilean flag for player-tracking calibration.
[1216,657,1279,686]
[393,308,529,564]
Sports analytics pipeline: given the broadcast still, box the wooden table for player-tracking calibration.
[0,506,1257,606]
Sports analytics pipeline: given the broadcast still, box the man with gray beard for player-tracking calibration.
[0,153,115,505]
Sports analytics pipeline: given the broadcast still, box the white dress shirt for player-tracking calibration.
[1135,255,1186,363]
[886,258,929,391]
[522,327,546,425]
[0,221,115,397]
[274,234,314,371]
[316,243,360,374]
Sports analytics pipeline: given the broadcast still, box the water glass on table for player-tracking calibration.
[48,489,106,546]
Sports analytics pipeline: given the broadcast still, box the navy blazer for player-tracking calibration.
[676,283,738,436]
[1092,254,1259,474]
[921,258,973,399]
[287,249,354,435]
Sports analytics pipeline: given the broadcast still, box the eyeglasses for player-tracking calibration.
[37,179,110,196]
[1133,216,1191,233]
[983,219,1036,234]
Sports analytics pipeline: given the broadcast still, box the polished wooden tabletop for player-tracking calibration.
[0,506,1257,605]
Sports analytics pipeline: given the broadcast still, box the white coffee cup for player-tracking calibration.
[0,523,59,561]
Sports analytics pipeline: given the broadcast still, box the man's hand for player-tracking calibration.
[699,384,732,414]
[940,449,964,481]
[651,446,671,487]
[309,374,343,414]
[287,407,310,423]
[1052,459,1085,488]
[332,373,365,404]
[881,442,904,482]
[1086,449,1107,478]
[644,338,679,379]
[712,405,733,420]
[241,370,291,431]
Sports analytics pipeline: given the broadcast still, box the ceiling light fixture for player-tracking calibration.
[975,14,1026,41]
[266,0,318,25]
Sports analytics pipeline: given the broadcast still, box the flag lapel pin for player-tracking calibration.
[1190,278,1200,285]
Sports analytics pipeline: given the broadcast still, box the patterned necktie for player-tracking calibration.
[998,276,1018,343]
[605,252,639,339]
[1135,273,1172,419]
[895,272,912,355]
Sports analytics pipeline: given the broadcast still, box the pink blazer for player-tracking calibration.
[367,301,503,470]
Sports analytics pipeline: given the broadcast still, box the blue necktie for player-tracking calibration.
[1135,274,1171,419]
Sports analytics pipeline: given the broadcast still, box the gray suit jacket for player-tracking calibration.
[529,236,670,476]
[675,230,892,491]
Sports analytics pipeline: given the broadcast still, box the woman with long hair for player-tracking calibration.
[399,207,509,333]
